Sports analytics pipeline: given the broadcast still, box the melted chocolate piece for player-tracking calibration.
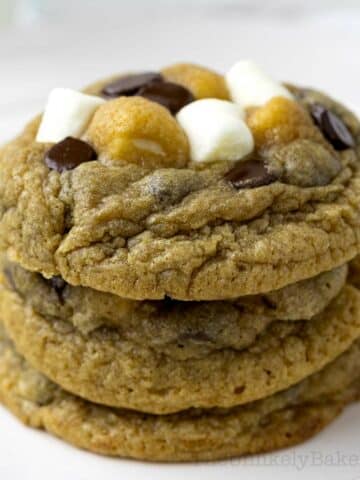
[101,72,163,98]
[310,103,327,125]
[310,104,355,150]
[138,81,195,114]
[48,276,67,304]
[45,137,97,173]
[101,72,194,114]
[225,159,277,189]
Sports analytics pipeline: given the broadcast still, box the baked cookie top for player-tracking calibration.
[1,62,360,300]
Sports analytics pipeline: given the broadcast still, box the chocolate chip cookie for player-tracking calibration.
[1,265,359,414]
[1,322,359,461]
[0,63,359,300]
[1,61,360,461]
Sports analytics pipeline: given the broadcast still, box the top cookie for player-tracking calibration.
[1,62,360,300]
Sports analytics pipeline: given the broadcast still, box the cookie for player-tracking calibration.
[3,259,347,355]
[0,322,359,461]
[0,66,359,300]
[1,268,360,414]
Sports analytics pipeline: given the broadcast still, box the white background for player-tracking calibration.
[0,1,360,478]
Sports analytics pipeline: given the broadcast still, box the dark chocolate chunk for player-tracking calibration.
[310,104,355,150]
[48,276,67,304]
[310,103,326,125]
[225,159,277,189]
[45,137,97,173]
[138,81,195,114]
[101,72,163,98]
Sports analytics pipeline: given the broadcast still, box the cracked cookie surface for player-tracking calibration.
[0,74,360,300]
[3,260,348,358]
[0,322,359,461]
[1,269,359,414]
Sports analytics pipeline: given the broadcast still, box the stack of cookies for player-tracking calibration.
[1,61,360,461]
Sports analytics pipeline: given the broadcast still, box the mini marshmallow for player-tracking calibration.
[176,98,254,163]
[186,97,246,120]
[226,60,293,108]
[36,88,105,143]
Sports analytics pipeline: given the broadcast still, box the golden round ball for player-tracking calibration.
[162,63,230,101]
[247,97,324,151]
[86,96,189,168]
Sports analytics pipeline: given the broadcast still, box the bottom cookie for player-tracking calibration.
[0,323,359,462]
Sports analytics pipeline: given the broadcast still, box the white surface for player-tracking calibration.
[0,402,360,480]
[0,2,360,479]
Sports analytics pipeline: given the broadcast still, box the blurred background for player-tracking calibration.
[1,0,360,141]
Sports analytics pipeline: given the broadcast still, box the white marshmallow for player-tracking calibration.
[226,60,293,108]
[36,88,105,143]
[176,99,254,163]
[188,98,246,120]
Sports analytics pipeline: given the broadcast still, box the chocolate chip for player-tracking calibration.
[101,72,195,114]
[310,104,355,150]
[45,137,97,173]
[310,104,327,125]
[225,159,277,189]
[48,276,67,304]
[138,81,194,114]
[101,72,163,98]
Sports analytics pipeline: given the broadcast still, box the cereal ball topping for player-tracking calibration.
[247,97,325,151]
[162,63,230,101]
[86,96,189,168]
